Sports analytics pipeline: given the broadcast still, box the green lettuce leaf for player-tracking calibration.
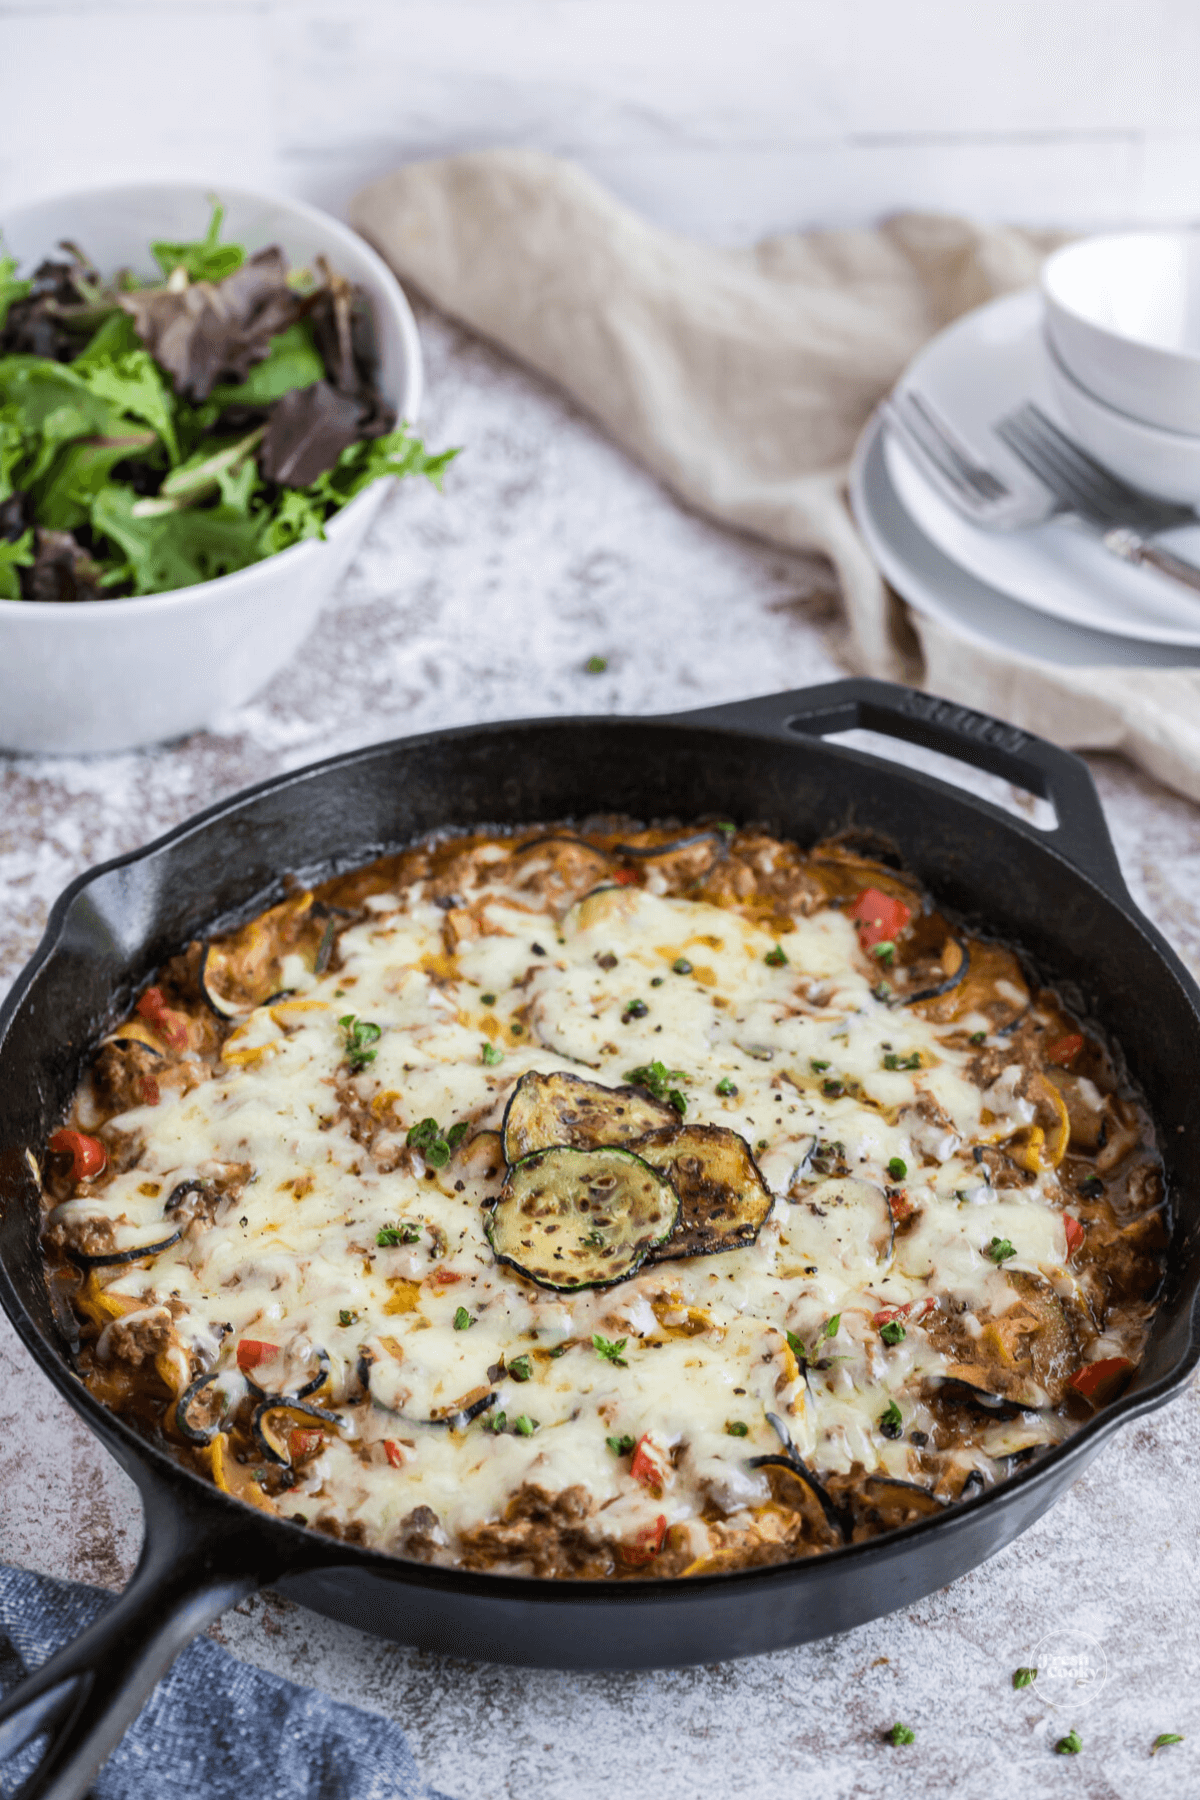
[0,254,33,334]
[90,483,262,595]
[77,350,180,462]
[151,202,245,284]
[208,322,324,409]
[33,431,158,532]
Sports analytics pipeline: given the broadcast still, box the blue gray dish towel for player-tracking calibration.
[0,1563,454,1799]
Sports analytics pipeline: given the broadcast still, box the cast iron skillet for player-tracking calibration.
[1,678,1199,1800]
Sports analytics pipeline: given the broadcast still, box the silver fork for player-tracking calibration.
[994,402,1200,595]
[882,390,1052,530]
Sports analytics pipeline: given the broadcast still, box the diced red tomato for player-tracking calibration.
[429,1269,463,1286]
[886,1191,915,1225]
[383,1439,406,1469]
[613,867,640,886]
[48,1129,106,1182]
[288,1429,324,1462]
[1063,1215,1086,1257]
[135,986,189,1052]
[621,1513,668,1566]
[137,1075,160,1108]
[1046,1033,1084,1068]
[872,1298,934,1327]
[236,1338,279,1372]
[1068,1357,1134,1405]
[630,1433,667,1489]
[848,887,912,950]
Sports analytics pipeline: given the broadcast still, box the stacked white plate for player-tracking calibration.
[849,288,1200,668]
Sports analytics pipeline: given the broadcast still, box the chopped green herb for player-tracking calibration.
[446,1121,469,1148]
[480,993,497,1006]
[823,1314,841,1339]
[716,1077,738,1097]
[508,1355,533,1383]
[338,1309,357,1328]
[622,999,649,1020]
[715,822,736,836]
[1151,1733,1184,1755]
[607,1433,635,1455]
[625,1061,688,1115]
[872,980,893,1002]
[886,1723,915,1746]
[582,1228,607,1248]
[376,1221,421,1247]
[481,1041,503,1066]
[725,1420,749,1437]
[512,1414,538,1436]
[879,1399,903,1438]
[986,1236,1017,1264]
[584,655,608,674]
[672,957,693,975]
[757,1138,769,1151]
[487,1411,507,1434]
[969,1030,987,1045]
[593,1333,628,1367]
[872,941,896,965]
[785,1328,807,1365]
[1080,1175,1104,1199]
[822,1079,844,1098]
[1054,1731,1082,1756]
[883,1051,921,1072]
[405,1116,459,1169]
[548,1343,569,1358]
[887,1156,908,1181]
[453,1306,472,1331]
[810,1058,831,1073]
[879,1320,906,1346]
[1012,1667,1037,1689]
[339,1013,381,1072]
[765,944,788,967]
[650,976,664,987]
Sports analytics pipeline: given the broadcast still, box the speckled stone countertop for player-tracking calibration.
[2,302,1198,1800]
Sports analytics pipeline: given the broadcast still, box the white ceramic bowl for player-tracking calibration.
[1042,332,1200,507]
[1042,231,1200,436]
[0,182,422,756]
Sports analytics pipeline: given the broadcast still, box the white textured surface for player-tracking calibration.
[2,303,1199,1798]
[3,2,1200,239]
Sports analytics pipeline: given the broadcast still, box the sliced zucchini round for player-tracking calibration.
[487,1145,679,1290]
[634,1124,773,1261]
[501,1069,676,1164]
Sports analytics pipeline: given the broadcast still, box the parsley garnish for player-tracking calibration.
[376,1221,421,1247]
[765,944,788,967]
[887,1156,908,1181]
[1152,1734,1184,1755]
[1054,1730,1082,1756]
[872,941,896,965]
[606,1433,635,1455]
[622,999,649,1021]
[593,1333,628,1367]
[481,1041,503,1066]
[879,1399,903,1438]
[480,992,497,1006]
[338,1309,356,1327]
[486,1411,507,1433]
[338,1013,381,1072]
[969,1030,987,1045]
[1012,1666,1037,1689]
[824,1314,841,1339]
[585,655,608,674]
[986,1236,1017,1264]
[625,1060,688,1114]
[715,822,736,836]
[512,1414,538,1436]
[508,1355,533,1382]
[582,1228,607,1248]
[822,1078,844,1098]
[716,1076,738,1097]
[672,957,693,975]
[883,1051,921,1071]
[453,1306,472,1330]
[810,1058,830,1073]
[725,1420,749,1437]
[886,1723,915,1746]
[879,1320,906,1346]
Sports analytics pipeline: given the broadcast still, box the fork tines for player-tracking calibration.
[995,402,1192,535]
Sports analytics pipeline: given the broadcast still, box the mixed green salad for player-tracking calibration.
[0,204,455,602]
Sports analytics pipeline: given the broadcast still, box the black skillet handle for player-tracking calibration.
[678,678,1129,899]
[0,1458,305,1800]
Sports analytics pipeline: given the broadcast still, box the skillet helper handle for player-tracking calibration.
[681,678,1128,899]
[0,1472,281,1800]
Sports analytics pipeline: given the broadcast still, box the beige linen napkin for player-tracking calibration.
[352,150,1200,802]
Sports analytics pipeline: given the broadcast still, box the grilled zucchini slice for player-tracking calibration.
[634,1124,773,1261]
[487,1145,679,1290]
[501,1069,676,1163]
